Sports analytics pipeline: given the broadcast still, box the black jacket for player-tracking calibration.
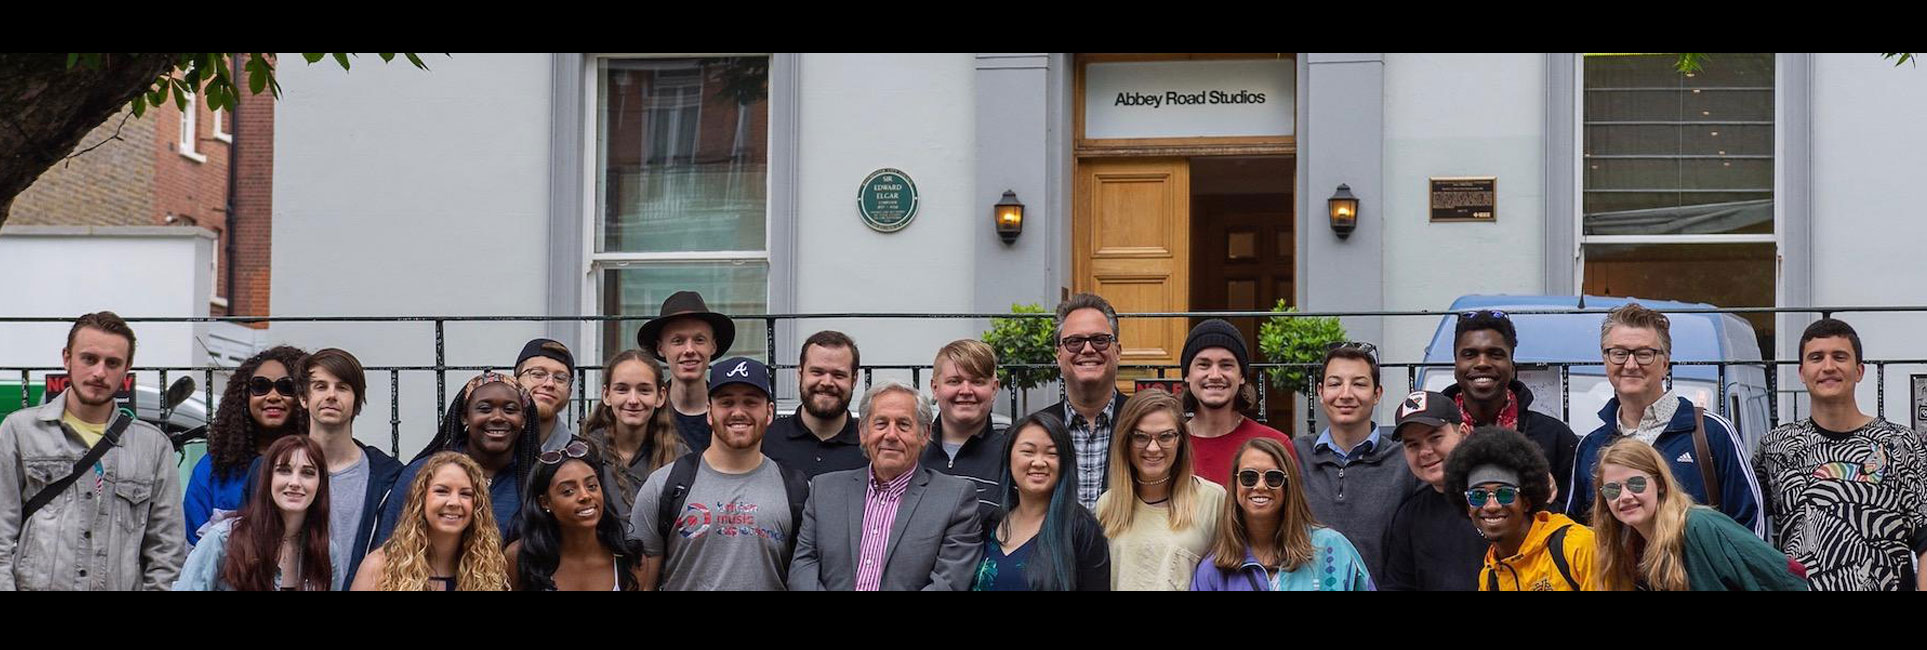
[244,442,405,589]
[1439,380,1579,512]
[1379,484,1487,591]
[921,418,1008,518]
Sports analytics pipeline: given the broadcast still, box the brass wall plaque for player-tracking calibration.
[1430,176,1496,222]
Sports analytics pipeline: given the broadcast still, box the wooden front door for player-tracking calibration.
[1074,158,1190,394]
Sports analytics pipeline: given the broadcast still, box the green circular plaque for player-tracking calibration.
[857,168,919,233]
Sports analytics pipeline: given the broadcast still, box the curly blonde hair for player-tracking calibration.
[377,452,509,591]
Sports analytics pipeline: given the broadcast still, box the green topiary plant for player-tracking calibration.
[981,303,1059,407]
[1258,300,1347,394]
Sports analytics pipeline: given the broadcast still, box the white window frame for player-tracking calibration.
[580,53,774,362]
[212,106,231,143]
[1570,54,1779,290]
[179,91,207,163]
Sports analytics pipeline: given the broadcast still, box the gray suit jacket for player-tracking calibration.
[788,465,982,591]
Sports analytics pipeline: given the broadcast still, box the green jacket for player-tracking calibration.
[1683,506,1807,591]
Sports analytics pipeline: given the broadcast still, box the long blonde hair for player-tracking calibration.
[1589,438,1694,591]
[1099,390,1203,536]
[377,452,510,591]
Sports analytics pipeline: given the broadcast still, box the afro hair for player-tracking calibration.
[1444,425,1553,512]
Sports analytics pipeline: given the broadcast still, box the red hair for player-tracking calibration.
[222,435,333,591]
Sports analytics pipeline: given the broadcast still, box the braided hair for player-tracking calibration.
[411,371,540,540]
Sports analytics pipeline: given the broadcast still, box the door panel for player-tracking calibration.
[1075,158,1189,394]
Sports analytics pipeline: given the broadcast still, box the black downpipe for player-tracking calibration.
[222,54,240,313]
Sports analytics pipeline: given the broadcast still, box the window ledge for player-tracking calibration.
[180,150,208,164]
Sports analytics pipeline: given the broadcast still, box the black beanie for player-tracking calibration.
[1181,319,1249,378]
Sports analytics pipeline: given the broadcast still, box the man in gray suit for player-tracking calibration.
[789,380,982,590]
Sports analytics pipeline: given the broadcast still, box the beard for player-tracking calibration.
[802,389,850,420]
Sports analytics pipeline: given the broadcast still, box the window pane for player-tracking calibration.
[600,262,769,362]
[1582,54,1773,236]
[599,57,769,253]
[1582,242,1775,354]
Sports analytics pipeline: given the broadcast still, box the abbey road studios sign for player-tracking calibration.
[1085,59,1295,140]
[858,168,919,233]
[1430,177,1497,222]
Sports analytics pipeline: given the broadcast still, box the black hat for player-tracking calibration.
[1392,390,1461,439]
[708,357,772,400]
[515,338,574,374]
[1181,319,1250,378]
[636,291,737,360]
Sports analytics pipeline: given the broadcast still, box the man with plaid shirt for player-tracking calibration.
[1028,293,1128,511]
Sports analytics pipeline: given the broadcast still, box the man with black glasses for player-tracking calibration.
[1569,303,1762,536]
[1438,309,1579,511]
[515,338,578,454]
[1028,293,1128,511]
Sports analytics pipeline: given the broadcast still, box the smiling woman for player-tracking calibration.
[1096,390,1224,591]
[175,435,334,591]
[507,440,646,591]
[184,345,310,546]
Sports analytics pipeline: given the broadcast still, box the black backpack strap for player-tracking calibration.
[779,465,811,557]
[655,452,702,546]
[23,414,132,521]
[1547,523,1580,591]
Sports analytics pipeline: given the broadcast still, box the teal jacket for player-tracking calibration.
[1683,507,1806,591]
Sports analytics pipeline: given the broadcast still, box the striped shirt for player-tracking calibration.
[856,465,917,591]
[1065,397,1119,512]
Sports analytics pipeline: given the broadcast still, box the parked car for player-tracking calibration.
[1,376,215,487]
[1415,295,1772,459]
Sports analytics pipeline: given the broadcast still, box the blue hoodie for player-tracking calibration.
[1569,395,1765,538]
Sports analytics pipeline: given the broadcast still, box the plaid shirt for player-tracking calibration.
[1064,396,1119,511]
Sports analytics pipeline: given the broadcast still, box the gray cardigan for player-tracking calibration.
[1293,431,1420,582]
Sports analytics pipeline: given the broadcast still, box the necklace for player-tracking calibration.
[1139,495,1170,505]
[1133,475,1172,486]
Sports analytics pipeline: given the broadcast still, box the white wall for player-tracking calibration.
[0,226,214,391]
[1810,53,1927,425]
[1380,53,1548,397]
[272,53,553,455]
[791,53,979,394]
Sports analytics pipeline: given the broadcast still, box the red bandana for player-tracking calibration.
[1455,389,1520,430]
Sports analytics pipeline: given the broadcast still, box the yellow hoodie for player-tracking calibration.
[1478,511,1597,591]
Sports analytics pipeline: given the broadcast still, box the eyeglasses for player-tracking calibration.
[1325,341,1379,358]
[519,367,572,387]
[538,439,591,465]
[1237,468,1288,489]
[1059,334,1116,353]
[1129,430,1181,449]
[248,376,297,397]
[1599,475,1650,500]
[1460,309,1508,320]
[1603,347,1665,367]
[1464,485,1519,508]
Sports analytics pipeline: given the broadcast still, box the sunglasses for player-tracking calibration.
[1599,475,1650,500]
[538,439,591,465]
[1465,485,1519,508]
[1460,309,1508,320]
[1325,341,1378,358]
[1059,334,1116,353]
[1237,469,1288,489]
[248,376,298,397]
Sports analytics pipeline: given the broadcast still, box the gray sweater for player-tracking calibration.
[1293,432,1421,582]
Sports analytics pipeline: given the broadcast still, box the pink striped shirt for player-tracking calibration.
[855,465,917,591]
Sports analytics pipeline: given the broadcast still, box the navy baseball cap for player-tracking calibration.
[708,357,773,400]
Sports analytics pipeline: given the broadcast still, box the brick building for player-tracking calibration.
[12,72,275,326]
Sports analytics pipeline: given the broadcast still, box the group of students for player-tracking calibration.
[3,288,1922,591]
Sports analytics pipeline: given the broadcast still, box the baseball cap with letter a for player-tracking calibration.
[707,356,773,400]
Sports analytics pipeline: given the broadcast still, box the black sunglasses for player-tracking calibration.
[1236,469,1288,489]
[248,376,297,397]
[538,439,591,465]
[1325,341,1378,358]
